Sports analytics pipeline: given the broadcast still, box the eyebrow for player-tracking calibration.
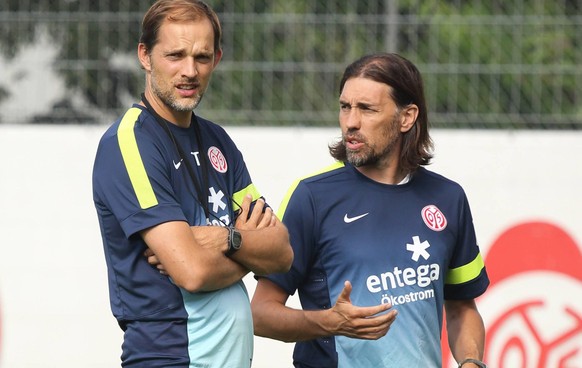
[339,99,376,109]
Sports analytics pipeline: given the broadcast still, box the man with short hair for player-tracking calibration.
[92,1,292,367]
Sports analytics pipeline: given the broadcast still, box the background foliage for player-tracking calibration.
[0,0,580,128]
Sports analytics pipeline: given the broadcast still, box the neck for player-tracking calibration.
[355,158,409,185]
[141,90,192,128]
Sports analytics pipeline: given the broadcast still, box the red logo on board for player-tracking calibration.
[421,205,447,231]
[207,146,227,173]
[442,221,582,367]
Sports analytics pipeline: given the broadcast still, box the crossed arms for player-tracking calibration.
[141,194,293,292]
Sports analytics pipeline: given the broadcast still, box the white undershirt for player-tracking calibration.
[398,173,412,185]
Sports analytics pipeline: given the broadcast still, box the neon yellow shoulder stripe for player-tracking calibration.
[117,107,158,209]
[277,161,344,220]
[445,252,485,285]
[232,183,261,212]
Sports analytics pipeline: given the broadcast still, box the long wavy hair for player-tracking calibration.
[329,53,433,172]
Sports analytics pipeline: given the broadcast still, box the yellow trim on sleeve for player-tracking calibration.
[445,252,485,285]
[117,107,158,209]
[277,161,344,220]
[232,183,261,212]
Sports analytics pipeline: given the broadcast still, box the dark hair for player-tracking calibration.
[330,53,433,171]
[139,0,222,54]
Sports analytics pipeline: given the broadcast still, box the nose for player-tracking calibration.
[182,59,198,78]
[342,108,361,130]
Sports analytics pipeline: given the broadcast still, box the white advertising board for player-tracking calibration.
[0,126,580,367]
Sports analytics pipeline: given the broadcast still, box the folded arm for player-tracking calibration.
[141,221,248,293]
[142,195,292,291]
[228,195,293,275]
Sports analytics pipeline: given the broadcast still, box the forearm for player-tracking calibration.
[142,222,250,293]
[231,221,293,275]
[446,300,485,363]
[188,225,249,291]
[253,302,331,342]
[252,279,397,343]
[195,252,249,291]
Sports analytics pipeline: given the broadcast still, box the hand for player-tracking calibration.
[144,247,168,275]
[235,195,276,231]
[325,281,397,340]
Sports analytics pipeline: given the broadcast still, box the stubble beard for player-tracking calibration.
[150,69,203,113]
[345,116,401,168]
[346,143,374,167]
[347,140,399,167]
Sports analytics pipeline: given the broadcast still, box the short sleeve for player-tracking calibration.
[92,110,186,238]
[262,180,317,295]
[444,191,489,299]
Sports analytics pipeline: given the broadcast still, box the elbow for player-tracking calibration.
[260,239,294,275]
[251,306,265,336]
[171,268,207,293]
[174,280,204,294]
[179,280,204,293]
[274,231,294,273]
[252,321,269,339]
[277,244,294,273]
[251,303,279,340]
[252,316,294,343]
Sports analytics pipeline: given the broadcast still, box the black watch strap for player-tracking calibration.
[458,358,487,368]
[225,226,242,257]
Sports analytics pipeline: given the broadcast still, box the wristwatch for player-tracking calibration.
[225,226,242,257]
[458,358,487,368]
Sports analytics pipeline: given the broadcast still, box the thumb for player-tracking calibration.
[337,280,352,304]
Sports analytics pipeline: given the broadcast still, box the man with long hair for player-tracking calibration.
[252,53,489,368]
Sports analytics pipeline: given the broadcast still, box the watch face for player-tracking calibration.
[226,227,242,256]
[232,229,242,249]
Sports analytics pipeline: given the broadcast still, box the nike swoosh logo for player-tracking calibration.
[344,213,369,223]
[173,159,183,169]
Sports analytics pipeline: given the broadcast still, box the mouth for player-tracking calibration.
[176,83,199,97]
[177,83,197,90]
[344,135,364,150]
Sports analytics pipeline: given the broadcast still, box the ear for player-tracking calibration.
[137,43,151,71]
[213,48,223,68]
[399,104,419,133]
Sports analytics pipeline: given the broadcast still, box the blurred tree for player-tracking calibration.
[398,0,582,128]
[0,0,579,127]
[0,0,149,123]
[206,0,391,126]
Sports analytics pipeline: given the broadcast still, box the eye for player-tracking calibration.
[166,52,184,60]
[359,104,378,113]
[196,54,213,64]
